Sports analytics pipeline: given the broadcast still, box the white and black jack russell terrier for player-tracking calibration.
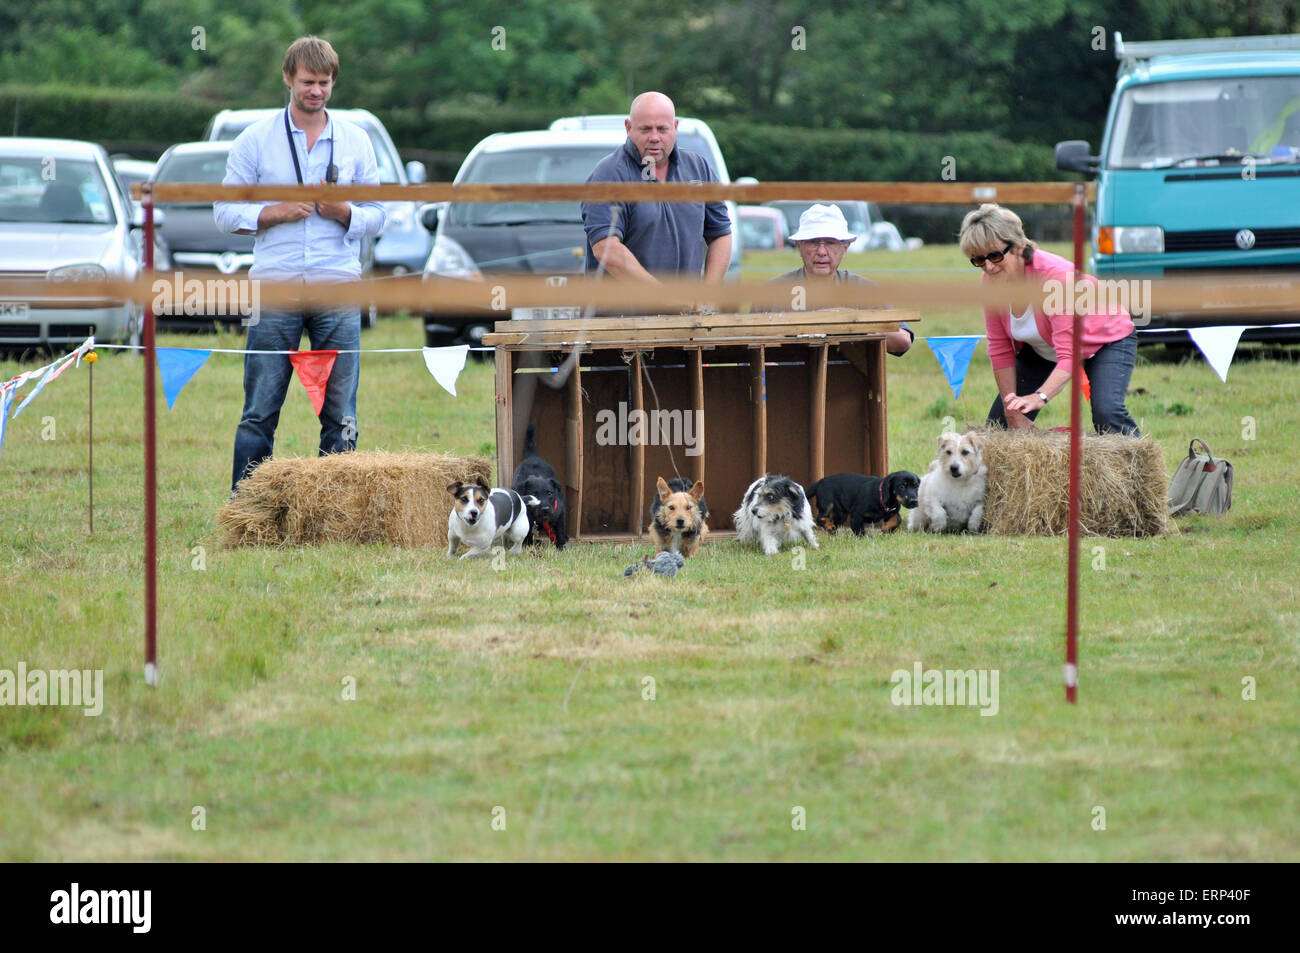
[446,479,539,559]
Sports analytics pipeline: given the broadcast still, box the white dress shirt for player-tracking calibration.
[214,109,386,282]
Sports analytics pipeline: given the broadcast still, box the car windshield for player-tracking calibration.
[155,152,229,184]
[0,157,116,224]
[739,215,779,250]
[675,133,722,178]
[214,116,401,183]
[1107,75,1300,168]
[452,146,613,226]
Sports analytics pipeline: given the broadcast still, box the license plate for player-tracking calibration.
[0,301,29,319]
[511,306,582,321]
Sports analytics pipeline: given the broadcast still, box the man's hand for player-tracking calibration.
[315,198,351,228]
[258,202,313,229]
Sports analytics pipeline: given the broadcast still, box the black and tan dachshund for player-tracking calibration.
[806,471,921,535]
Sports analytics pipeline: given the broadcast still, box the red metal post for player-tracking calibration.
[88,359,93,535]
[142,186,158,687]
[1066,184,1085,703]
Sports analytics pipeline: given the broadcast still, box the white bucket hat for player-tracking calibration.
[789,203,856,242]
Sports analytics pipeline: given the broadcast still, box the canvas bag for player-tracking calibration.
[1168,438,1233,516]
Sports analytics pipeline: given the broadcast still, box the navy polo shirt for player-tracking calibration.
[582,138,731,275]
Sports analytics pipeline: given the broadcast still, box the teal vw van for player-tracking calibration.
[1056,33,1300,341]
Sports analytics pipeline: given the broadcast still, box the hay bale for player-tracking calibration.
[217,451,492,548]
[983,430,1168,537]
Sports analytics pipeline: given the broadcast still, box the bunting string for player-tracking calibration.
[0,325,1280,460]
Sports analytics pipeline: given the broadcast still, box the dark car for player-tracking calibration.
[420,130,625,348]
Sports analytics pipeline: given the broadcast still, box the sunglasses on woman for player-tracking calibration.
[970,243,1014,268]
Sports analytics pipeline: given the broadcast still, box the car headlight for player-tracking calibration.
[48,263,108,283]
[1097,226,1164,255]
[423,233,482,280]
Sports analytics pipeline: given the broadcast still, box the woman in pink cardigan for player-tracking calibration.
[958,204,1140,436]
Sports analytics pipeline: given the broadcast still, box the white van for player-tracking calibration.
[548,115,744,276]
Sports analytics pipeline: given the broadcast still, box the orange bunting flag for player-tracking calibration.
[1080,366,1091,401]
[288,350,338,416]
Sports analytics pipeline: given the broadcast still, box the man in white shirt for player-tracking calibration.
[215,35,386,493]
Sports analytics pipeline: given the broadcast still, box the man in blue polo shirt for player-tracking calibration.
[581,92,732,302]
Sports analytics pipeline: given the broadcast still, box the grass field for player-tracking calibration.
[2,243,1297,861]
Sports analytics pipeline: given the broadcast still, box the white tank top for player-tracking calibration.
[1009,305,1057,362]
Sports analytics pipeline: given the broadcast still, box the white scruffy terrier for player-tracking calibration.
[907,432,988,533]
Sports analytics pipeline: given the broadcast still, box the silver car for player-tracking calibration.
[0,137,146,348]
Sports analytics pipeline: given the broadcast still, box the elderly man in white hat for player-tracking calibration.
[769,203,912,355]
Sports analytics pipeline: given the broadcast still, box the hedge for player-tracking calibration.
[1,85,1059,190]
[1,85,213,146]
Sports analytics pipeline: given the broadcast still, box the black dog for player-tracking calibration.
[511,423,568,549]
[806,471,921,535]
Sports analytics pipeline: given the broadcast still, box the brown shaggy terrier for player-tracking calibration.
[648,477,708,557]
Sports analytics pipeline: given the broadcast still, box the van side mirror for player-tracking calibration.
[405,160,427,184]
[1055,140,1100,174]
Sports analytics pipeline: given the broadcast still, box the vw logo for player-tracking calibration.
[216,252,240,274]
[1235,229,1256,250]
[545,275,567,288]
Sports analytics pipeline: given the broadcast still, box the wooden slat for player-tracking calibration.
[810,345,828,484]
[485,324,897,348]
[750,345,767,478]
[868,341,889,477]
[500,308,906,333]
[691,349,705,490]
[630,351,645,535]
[565,351,584,540]
[144,180,1093,205]
[494,350,513,487]
[569,530,740,545]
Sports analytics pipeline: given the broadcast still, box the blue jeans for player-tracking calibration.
[987,331,1140,436]
[231,306,361,491]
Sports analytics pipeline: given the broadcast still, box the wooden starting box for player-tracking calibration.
[483,309,916,543]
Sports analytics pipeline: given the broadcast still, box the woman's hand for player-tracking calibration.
[1006,410,1037,431]
[1004,392,1047,416]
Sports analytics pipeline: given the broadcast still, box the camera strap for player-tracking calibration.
[284,107,335,184]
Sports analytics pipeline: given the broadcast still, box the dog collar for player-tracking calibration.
[542,521,556,543]
[879,481,898,514]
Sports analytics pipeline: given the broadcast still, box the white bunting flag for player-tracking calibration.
[1187,326,1248,383]
[422,345,470,397]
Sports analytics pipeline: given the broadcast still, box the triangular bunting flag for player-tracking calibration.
[924,336,982,399]
[289,350,338,416]
[422,345,470,397]
[1188,326,1248,383]
[156,347,212,410]
[0,385,14,460]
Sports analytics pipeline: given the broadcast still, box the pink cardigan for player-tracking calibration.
[984,249,1135,372]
